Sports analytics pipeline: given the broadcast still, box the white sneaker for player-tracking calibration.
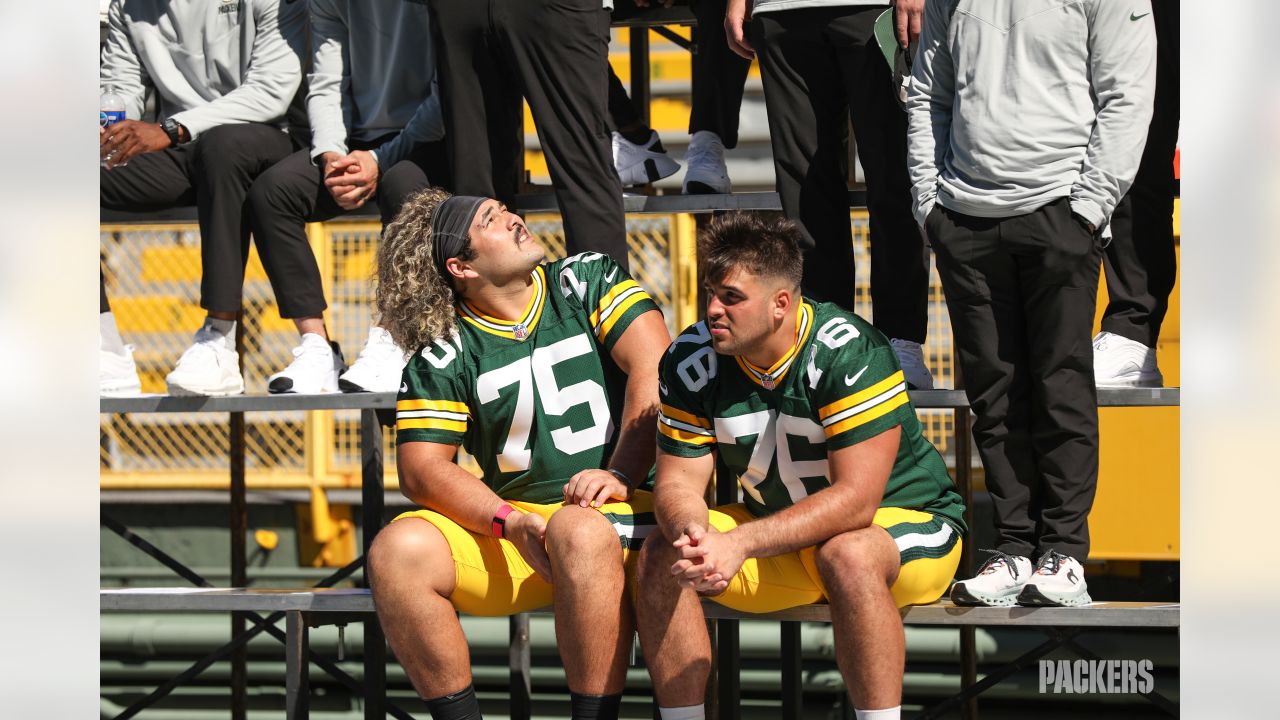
[101,345,143,397]
[1017,550,1092,607]
[268,333,344,394]
[890,338,935,390]
[682,130,731,194]
[1092,331,1163,388]
[166,328,244,396]
[950,552,1032,607]
[339,326,410,393]
[612,130,680,186]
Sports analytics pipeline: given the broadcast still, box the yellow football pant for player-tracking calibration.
[390,491,655,616]
[706,505,962,612]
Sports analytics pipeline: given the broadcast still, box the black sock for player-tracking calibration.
[425,684,482,720]
[618,125,657,148]
[570,692,622,720]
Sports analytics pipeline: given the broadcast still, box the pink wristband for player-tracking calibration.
[491,503,516,539]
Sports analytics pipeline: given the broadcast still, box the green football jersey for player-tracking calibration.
[396,253,661,504]
[657,299,966,533]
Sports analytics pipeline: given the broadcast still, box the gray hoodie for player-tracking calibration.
[306,0,444,168]
[906,0,1157,230]
[99,0,305,139]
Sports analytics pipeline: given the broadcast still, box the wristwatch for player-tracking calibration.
[161,118,189,146]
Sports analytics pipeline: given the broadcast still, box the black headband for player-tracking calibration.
[431,195,487,280]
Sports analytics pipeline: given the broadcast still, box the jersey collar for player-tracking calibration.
[457,266,547,341]
[735,301,814,390]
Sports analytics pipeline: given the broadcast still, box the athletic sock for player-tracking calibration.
[203,316,236,339]
[854,707,901,720]
[658,705,705,720]
[569,692,622,720]
[100,312,125,353]
[424,684,482,720]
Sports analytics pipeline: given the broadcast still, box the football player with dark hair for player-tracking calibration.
[368,189,670,720]
[637,212,965,720]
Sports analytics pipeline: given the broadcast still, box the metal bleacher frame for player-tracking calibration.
[99,6,1181,720]
[99,387,1180,720]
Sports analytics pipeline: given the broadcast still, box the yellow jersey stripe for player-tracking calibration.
[818,370,906,420]
[597,289,650,341]
[397,417,469,434]
[396,399,470,414]
[659,423,717,445]
[823,391,910,437]
[590,280,641,328]
[660,403,712,429]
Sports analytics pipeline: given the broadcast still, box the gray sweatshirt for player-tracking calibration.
[906,0,1157,230]
[307,0,444,168]
[99,0,305,139]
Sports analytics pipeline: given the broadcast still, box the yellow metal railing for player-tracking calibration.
[100,211,958,492]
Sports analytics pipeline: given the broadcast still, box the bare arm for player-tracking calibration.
[671,427,900,593]
[653,449,715,541]
[563,309,670,506]
[398,441,551,578]
[733,427,898,557]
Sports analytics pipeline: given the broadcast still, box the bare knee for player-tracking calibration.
[816,527,900,592]
[637,527,676,580]
[546,505,621,561]
[367,519,455,596]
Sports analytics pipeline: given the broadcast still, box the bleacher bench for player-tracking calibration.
[101,587,1179,720]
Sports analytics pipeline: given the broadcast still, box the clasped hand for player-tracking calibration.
[669,523,744,596]
[320,150,380,210]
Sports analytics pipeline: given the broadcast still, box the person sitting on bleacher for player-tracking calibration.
[98,0,306,396]
[637,212,965,720]
[368,190,671,720]
[244,0,449,394]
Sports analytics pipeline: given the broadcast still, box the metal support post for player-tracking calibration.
[360,409,387,720]
[286,611,311,720]
[510,614,532,720]
[230,408,247,720]
[781,621,803,719]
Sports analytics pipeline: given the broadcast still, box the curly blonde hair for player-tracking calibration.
[375,187,474,352]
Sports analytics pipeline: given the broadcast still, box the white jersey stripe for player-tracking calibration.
[893,522,955,553]
[820,382,907,428]
[659,414,715,436]
[396,409,470,422]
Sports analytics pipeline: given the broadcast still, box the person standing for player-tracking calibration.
[245,0,449,394]
[907,0,1156,605]
[429,0,630,268]
[725,0,936,389]
[1093,1,1179,388]
[99,0,306,396]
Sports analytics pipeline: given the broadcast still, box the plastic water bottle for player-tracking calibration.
[101,86,126,167]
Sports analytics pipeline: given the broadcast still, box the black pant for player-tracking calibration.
[689,0,751,148]
[927,199,1102,562]
[245,138,449,318]
[749,7,928,341]
[430,0,629,268]
[606,67,645,133]
[1101,1,1179,348]
[100,123,300,314]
